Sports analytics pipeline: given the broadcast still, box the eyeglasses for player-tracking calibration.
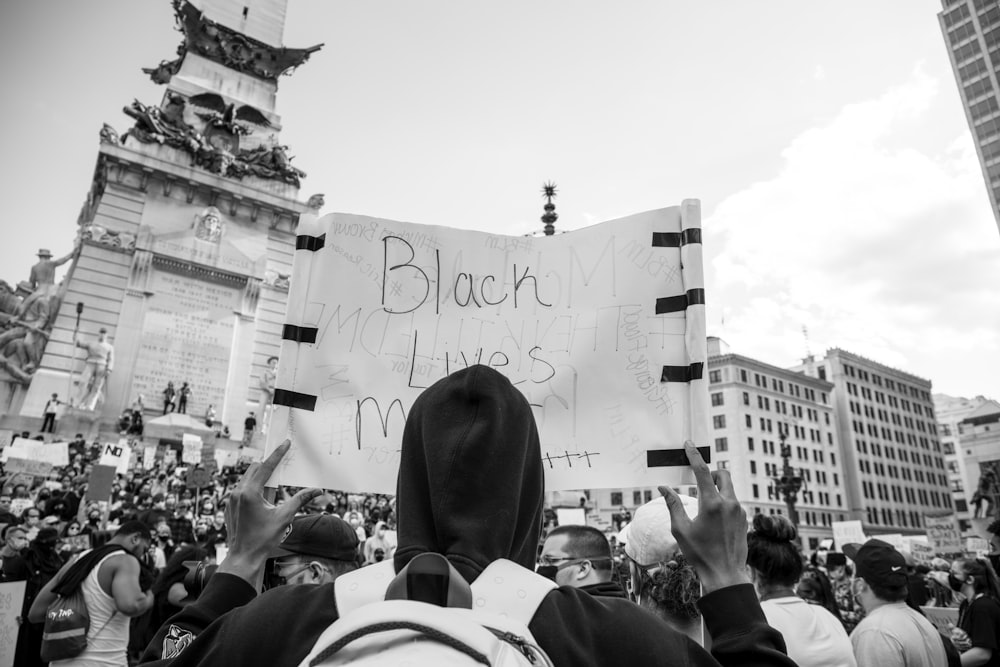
[538,555,611,567]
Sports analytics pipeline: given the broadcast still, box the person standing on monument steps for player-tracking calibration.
[177,382,191,414]
[41,392,61,433]
[163,382,176,414]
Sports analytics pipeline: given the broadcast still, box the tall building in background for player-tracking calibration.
[934,393,994,532]
[793,350,951,536]
[705,338,844,550]
[0,0,323,442]
[938,0,1000,235]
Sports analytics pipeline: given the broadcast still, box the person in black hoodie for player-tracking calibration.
[137,365,794,666]
[538,524,625,598]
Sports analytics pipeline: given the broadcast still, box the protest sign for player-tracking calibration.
[143,445,157,471]
[9,498,33,518]
[182,434,203,464]
[85,465,118,502]
[920,606,959,633]
[555,508,587,527]
[924,513,962,553]
[909,541,934,565]
[100,442,131,475]
[200,441,217,474]
[266,205,708,493]
[62,534,92,553]
[0,429,12,451]
[0,581,26,667]
[187,468,212,490]
[5,473,35,493]
[2,441,68,467]
[831,520,867,552]
[966,536,989,555]
[3,457,53,477]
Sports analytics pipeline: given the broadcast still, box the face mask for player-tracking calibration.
[948,573,966,592]
[535,565,558,581]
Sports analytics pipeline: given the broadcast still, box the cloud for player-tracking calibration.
[704,67,1000,395]
[813,65,826,81]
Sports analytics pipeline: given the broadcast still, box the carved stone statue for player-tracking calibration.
[259,355,278,434]
[99,123,120,144]
[75,327,115,411]
[21,245,78,313]
[193,206,224,243]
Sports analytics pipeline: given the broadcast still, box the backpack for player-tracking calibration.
[298,553,557,667]
[40,548,123,661]
[40,587,92,661]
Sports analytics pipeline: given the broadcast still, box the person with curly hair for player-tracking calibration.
[619,494,704,643]
[747,514,856,667]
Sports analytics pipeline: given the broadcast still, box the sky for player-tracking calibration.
[0,1,997,399]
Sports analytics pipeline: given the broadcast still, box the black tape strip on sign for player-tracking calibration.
[651,228,702,247]
[646,446,712,468]
[660,362,704,383]
[272,389,317,411]
[655,288,706,315]
[296,234,326,252]
[282,324,319,344]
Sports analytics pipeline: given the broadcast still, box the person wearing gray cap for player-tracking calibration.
[845,539,947,667]
[269,514,359,587]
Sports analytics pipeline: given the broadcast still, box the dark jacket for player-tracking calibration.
[139,365,794,666]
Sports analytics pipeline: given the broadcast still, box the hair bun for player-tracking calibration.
[751,513,798,543]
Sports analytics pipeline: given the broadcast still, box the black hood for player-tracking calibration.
[394,365,544,583]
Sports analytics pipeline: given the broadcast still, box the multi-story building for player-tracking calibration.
[934,393,995,533]
[793,349,951,536]
[957,399,1000,524]
[938,0,1000,235]
[705,339,844,550]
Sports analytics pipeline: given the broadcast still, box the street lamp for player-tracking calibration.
[770,427,806,532]
[541,182,558,236]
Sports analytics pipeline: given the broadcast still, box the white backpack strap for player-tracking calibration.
[471,559,556,625]
[333,560,395,616]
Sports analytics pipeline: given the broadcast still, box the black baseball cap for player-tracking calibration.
[272,514,358,561]
[843,539,907,588]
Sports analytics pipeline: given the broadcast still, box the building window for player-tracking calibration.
[610,491,622,506]
[750,460,757,474]
[709,370,722,383]
[713,415,726,429]
[717,460,729,470]
[711,392,724,406]
[745,414,752,427]
[644,490,653,502]
[633,491,642,505]
[752,484,759,499]
[743,391,750,406]
[747,437,754,452]
[715,437,728,452]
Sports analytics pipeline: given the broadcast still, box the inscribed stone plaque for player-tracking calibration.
[129,268,239,415]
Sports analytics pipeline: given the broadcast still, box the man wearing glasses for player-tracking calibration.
[269,514,359,587]
[537,524,624,598]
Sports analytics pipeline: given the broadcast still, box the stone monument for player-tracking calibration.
[0,0,323,440]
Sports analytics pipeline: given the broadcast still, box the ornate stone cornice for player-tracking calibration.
[174,0,323,82]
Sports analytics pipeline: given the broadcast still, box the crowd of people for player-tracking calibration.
[1,365,998,666]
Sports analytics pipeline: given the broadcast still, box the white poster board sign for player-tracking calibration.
[924,513,962,553]
[99,442,131,476]
[832,520,867,552]
[0,581,26,667]
[266,205,707,493]
[143,445,158,471]
[908,541,934,566]
[1,441,69,467]
[182,434,203,464]
[555,508,588,527]
[0,430,13,452]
